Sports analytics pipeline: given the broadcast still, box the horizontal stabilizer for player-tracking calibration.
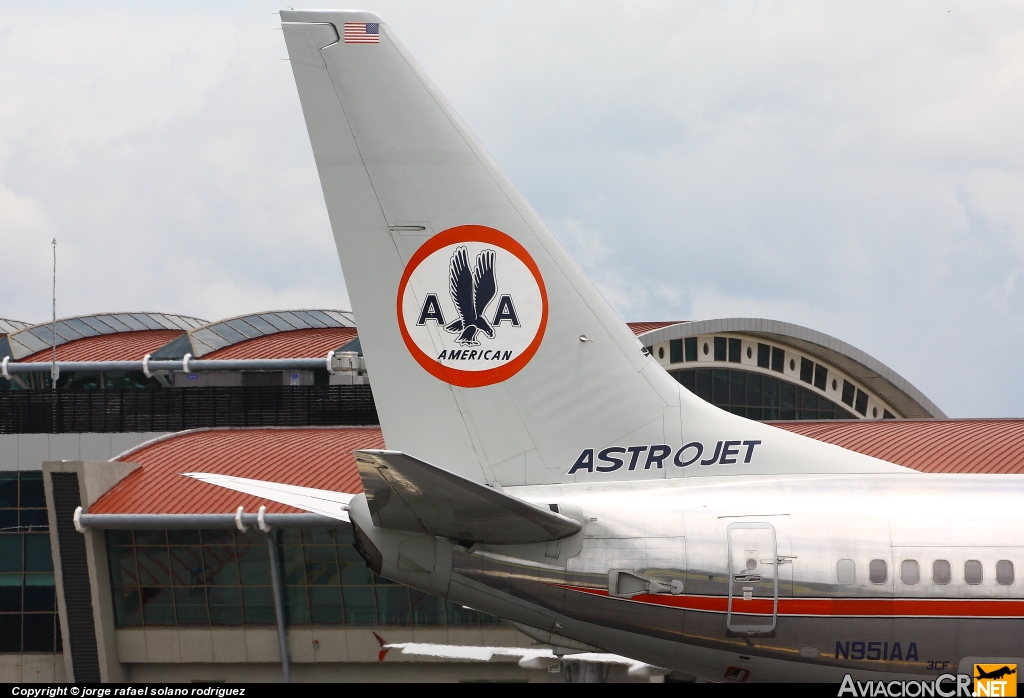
[182,473,354,522]
[374,634,668,677]
[355,450,581,544]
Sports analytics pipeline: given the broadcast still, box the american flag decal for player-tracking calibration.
[344,22,380,44]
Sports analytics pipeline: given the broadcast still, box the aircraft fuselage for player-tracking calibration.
[350,472,1024,682]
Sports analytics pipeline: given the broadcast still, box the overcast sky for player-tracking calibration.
[2,1,1023,417]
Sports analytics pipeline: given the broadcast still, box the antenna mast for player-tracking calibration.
[51,239,57,388]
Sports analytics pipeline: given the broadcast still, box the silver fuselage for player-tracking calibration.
[352,472,1024,682]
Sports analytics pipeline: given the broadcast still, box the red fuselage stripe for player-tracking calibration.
[556,585,1024,618]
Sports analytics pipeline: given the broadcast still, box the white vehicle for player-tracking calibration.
[192,10,1024,682]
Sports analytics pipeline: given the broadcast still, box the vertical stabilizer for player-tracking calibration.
[280,10,910,484]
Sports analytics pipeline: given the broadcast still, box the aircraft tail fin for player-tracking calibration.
[279,10,911,485]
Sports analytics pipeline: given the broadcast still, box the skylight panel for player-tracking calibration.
[190,328,231,353]
[242,315,279,335]
[261,314,295,332]
[95,315,131,333]
[224,318,261,339]
[113,314,148,331]
[276,311,310,329]
[63,318,101,337]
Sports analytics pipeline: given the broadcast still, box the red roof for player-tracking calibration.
[87,420,1024,516]
[628,321,686,336]
[22,329,183,362]
[202,327,357,360]
[774,420,1024,475]
[92,427,382,515]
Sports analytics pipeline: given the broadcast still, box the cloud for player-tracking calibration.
[1,1,1023,415]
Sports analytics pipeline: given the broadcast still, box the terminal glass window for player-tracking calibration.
[713,337,726,362]
[757,344,770,369]
[841,380,856,407]
[669,339,682,364]
[854,389,869,417]
[684,337,698,362]
[800,358,814,384]
[771,347,785,373]
[728,338,741,363]
[0,472,61,653]
[107,528,501,628]
[669,368,856,421]
[814,364,828,391]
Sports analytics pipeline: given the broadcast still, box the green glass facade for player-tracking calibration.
[0,472,61,653]
[671,367,857,420]
[107,528,500,628]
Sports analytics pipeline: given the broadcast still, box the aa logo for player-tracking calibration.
[397,225,548,388]
[975,664,1017,697]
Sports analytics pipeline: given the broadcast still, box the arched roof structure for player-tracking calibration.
[0,318,28,335]
[1,313,205,362]
[151,309,356,359]
[637,318,944,419]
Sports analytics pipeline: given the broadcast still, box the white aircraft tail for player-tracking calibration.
[280,10,910,485]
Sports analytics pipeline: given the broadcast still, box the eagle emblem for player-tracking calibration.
[443,246,497,346]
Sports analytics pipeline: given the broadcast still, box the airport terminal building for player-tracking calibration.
[1,309,1015,683]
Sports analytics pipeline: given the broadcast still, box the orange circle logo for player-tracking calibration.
[397,225,548,388]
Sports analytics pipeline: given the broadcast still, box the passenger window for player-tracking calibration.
[964,560,983,585]
[996,560,1014,586]
[933,560,951,585]
[900,560,920,585]
[837,559,855,584]
[869,559,887,584]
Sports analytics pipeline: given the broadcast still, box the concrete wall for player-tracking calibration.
[0,654,67,682]
[0,433,163,683]
[43,460,141,683]
[0,433,169,471]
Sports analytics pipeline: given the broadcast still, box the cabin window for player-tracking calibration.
[869,559,887,584]
[933,560,951,585]
[964,560,983,585]
[836,559,855,584]
[900,560,920,585]
[996,560,1014,586]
